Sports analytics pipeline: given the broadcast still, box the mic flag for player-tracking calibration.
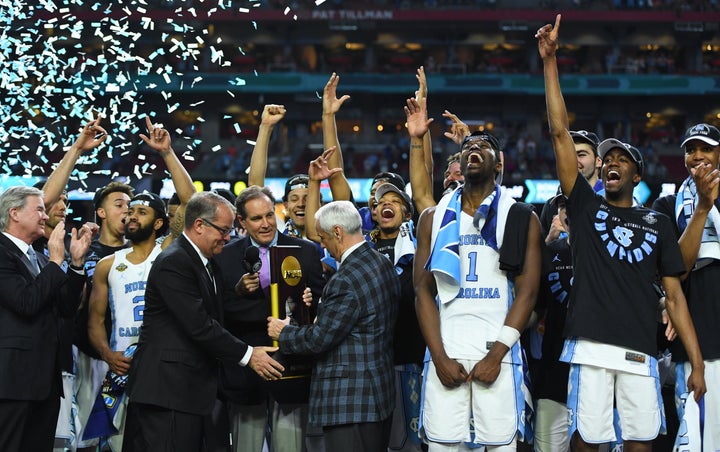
[243,245,262,273]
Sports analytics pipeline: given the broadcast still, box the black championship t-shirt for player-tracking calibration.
[564,180,685,356]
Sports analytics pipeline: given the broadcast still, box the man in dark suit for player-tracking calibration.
[268,200,400,452]
[0,186,92,451]
[122,191,284,452]
[215,185,325,452]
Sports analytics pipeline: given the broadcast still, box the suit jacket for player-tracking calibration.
[125,235,249,416]
[214,233,325,404]
[0,232,85,400]
[280,242,400,427]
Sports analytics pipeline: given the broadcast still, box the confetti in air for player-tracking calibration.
[0,0,277,184]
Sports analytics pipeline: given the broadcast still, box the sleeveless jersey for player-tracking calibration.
[107,244,162,353]
[440,212,513,362]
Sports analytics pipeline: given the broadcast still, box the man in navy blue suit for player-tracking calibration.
[122,191,283,452]
[216,185,325,452]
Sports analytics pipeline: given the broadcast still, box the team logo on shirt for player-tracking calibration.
[595,209,658,263]
[642,213,657,225]
[115,263,128,272]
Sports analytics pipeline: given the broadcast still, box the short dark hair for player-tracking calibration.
[235,186,275,219]
[93,182,134,210]
[93,182,134,226]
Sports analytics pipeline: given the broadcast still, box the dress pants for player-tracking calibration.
[122,402,204,452]
[322,416,392,452]
[0,384,61,452]
[228,399,307,452]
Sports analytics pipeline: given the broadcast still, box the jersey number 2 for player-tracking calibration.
[132,295,144,322]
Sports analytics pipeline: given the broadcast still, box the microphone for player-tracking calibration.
[243,245,262,274]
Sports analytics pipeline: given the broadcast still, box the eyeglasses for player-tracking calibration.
[201,218,233,237]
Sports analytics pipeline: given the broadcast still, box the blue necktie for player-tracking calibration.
[27,247,40,275]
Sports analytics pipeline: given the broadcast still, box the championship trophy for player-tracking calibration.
[269,245,314,380]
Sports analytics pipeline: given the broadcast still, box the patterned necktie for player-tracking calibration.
[27,247,40,276]
[259,246,270,289]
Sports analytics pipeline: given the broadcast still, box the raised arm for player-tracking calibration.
[247,104,287,187]
[538,14,578,196]
[414,207,469,387]
[322,73,353,201]
[304,146,344,243]
[43,115,108,206]
[415,66,434,181]
[139,115,196,244]
[405,97,436,213]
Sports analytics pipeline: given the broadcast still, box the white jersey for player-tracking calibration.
[440,212,511,361]
[107,244,162,353]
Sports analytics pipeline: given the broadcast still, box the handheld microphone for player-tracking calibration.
[243,245,262,274]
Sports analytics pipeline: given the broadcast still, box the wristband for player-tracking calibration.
[69,263,85,272]
[496,325,520,349]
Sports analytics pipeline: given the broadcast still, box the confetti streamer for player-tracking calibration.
[0,0,269,186]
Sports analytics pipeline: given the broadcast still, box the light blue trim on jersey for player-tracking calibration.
[513,361,529,443]
[466,362,524,447]
[651,359,668,437]
[567,364,581,442]
[418,360,432,442]
[674,369,706,452]
[505,279,525,366]
[560,337,579,363]
[108,288,117,351]
[676,364,688,422]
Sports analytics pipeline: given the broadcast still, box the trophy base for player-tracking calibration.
[273,352,313,380]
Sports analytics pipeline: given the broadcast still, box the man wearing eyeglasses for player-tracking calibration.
[81,117,198,450]
[215,185,325,452]
[122,191,284,452]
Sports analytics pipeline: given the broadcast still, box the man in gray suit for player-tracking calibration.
[268,200,400,452]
